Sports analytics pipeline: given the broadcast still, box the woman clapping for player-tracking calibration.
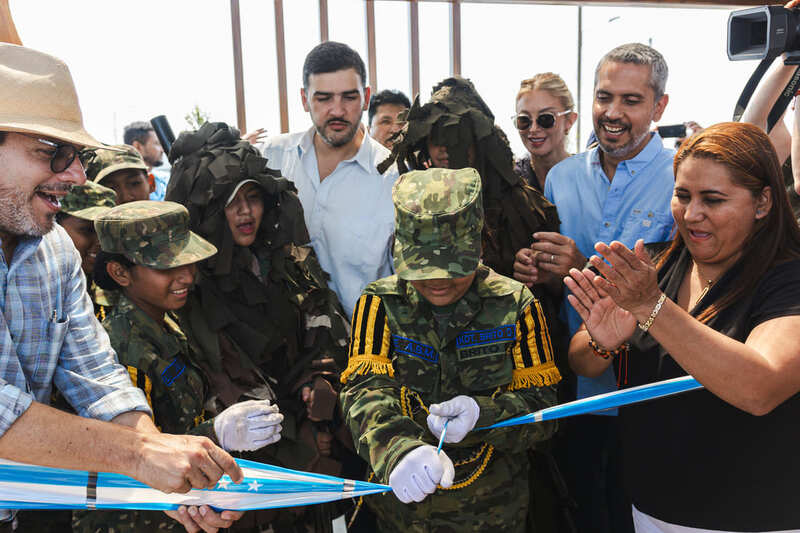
[567,122,800,532]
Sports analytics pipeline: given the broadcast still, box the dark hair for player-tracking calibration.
[368,89,411,125]
[93,250,134,291]
[302,41,366,89]
[660,121,800,323]
[123,121,154,146]
[55,212,70,224]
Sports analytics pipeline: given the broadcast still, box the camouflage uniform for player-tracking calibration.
[340,168,561,533]
[60,181,119,319]
[72,201,217,533]
[84,143,148,185]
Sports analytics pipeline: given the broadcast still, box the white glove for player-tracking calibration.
[213,399,283,452]
[389,445,455,504]
[426,395,480,444]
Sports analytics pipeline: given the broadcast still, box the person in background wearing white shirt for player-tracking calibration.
[261,41,398,319]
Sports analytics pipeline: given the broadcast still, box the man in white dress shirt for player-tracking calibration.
[261,41,398,319]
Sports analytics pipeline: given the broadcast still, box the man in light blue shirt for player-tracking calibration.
[262,42,398,319]
[515,43,675,533]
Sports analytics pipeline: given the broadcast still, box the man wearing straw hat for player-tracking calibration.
[0,43,243,532]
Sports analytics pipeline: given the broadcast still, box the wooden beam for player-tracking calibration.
[378,0,768,7]
[410,0,420,98]
[0,0,20,45]
[366,0,377,93]
[230,0,246,133]
[319,0,329,42]
[274,0,289,133]
[450,0,461,77]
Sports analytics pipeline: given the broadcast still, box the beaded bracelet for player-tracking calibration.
[588,338,629,359]
[638,292,667,332]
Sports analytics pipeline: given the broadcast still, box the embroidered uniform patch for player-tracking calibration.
[392,335,439,363]
[161,359,186,386]
[456,325,516,360]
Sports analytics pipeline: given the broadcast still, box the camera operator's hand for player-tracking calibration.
[786,0,800,9]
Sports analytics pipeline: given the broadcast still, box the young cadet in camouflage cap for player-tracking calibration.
[340,167,561,533]
[84,143,153,204]
[73,201,282,533]
[56,181,118,318]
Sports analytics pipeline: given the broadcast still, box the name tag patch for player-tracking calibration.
[456,325,515,361]
[456,325,516,347]
[392,335,439,363]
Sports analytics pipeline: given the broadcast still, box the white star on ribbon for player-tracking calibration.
[216,479,231,490]
[248,480,262,492]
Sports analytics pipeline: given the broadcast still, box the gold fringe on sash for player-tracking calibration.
[510,360,561,390]
[340,355,395,383]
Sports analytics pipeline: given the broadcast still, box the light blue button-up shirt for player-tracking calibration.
[545,133,675,402]
[262,127,399,319]
[0,225,151,434]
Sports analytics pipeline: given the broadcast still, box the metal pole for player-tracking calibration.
[451,0,461,77]
[275,0,289,133]
[230,0,247,133]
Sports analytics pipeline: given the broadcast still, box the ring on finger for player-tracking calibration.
[551,254,556,263]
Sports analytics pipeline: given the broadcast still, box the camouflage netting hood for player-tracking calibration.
[165,122,308,277]
[379,77,559,278]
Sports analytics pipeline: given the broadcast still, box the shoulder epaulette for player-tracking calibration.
[340,294,394,383]
[510,300,561,390]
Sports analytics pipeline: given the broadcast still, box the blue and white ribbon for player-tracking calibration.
[0,458,390,511]
[480,375,704,430]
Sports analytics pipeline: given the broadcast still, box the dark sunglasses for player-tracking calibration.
[511,109,572,131]
[36,138,94,173]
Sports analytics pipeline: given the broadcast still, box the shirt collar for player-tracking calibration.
[297,124,375,173]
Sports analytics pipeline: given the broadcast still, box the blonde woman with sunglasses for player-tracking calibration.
[512,73,577,193]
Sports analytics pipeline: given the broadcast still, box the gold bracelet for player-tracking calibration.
[638,293,667,332]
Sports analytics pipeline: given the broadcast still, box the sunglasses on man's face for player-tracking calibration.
[511,109,572,131]
[36,138,93,173]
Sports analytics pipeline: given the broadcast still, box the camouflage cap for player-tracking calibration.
[85,144,148,184]
[393,167,483,280]
[95,200,217,269]
[60,181,117,221]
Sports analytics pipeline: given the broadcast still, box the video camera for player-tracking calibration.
[728,5,800,64]
[728,5,800,131]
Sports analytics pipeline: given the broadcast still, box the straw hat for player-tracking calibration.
[0,43,105,149]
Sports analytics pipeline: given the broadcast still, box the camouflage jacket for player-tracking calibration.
[101,294,214,437]
[72,295,216,533]
[340,266,560,530]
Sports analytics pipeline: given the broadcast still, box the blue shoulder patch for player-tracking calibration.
[161,359,186,386]
[455,325,516,348]
[392,335,439,363]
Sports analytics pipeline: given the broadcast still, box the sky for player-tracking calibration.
[10,0,766,158]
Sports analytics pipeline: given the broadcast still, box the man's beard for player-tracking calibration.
[145,154,163,168]
[597,126,650,159]
[0,185,57,237]
[315,118,359,148]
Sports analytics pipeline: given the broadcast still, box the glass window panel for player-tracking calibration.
[375,1,411,99]
[284,0,321,133]
[328,0,368,74]
[12,0,235,144]
[462,3,579,157]
[580,6,756,151]
[241,0,279,136]
[418,1,450,102]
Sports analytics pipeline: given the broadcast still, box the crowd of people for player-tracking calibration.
[0,18,798,533]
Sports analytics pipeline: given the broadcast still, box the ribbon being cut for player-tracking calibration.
[0,458,390,511]
[0,377,701,511]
